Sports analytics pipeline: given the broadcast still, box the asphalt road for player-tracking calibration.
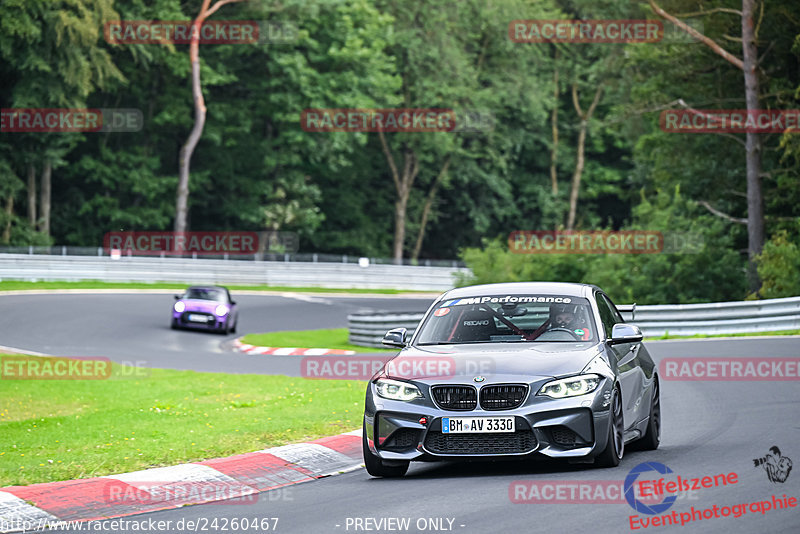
[0,291,435,375]
[2,291,799,534]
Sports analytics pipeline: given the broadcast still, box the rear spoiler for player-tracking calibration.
[617,303,636,321]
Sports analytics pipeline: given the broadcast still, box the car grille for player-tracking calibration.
[424,429,536,455]
[551,426,580,447]
[381,429,420,451]
[479,385,528,410]
[431,386,477,411]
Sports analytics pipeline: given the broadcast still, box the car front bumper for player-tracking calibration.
[364,381,614,462]
[173,311,228,330]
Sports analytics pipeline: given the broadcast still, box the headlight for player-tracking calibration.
[374,378,422,401]
[174,301,186,313]
[214,305,229,317]
[538,374,601,399]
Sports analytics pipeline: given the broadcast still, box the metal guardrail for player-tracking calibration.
[348,296,800,346]
[349,312,427,347]
[0,246,466,268]
[617,297,800,336]
[0,253,468,291]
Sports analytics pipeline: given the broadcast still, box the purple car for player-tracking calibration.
[171,286,239,334]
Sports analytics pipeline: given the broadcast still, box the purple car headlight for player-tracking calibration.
[214,304,229,317]
[174,301,186,313]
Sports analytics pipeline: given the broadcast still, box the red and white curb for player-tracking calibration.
[233,339,355,356]
[0,430,362,533]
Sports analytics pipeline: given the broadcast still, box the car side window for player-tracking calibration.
[595,292,617,338]
[602,293,624,323]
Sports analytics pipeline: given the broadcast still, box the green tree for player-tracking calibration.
[0,0,124,239]
[459,187,745,304]
[755,230,800,299]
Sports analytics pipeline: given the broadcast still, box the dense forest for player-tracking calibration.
[1,0,798,303]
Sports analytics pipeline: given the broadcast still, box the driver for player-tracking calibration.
[548,303,591,340]
[551,303,578,329]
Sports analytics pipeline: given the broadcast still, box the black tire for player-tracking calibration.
[362,425,409,478]
[634,379,660,451]
[595,388,624,468]
[171,319,179,330]
[230,318,237,334]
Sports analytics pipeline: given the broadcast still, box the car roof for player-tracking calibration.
[439,282,598,300]
[187,285,227,290]
[185,285,229,294]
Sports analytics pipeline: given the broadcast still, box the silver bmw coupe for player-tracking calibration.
[362,282,660,477]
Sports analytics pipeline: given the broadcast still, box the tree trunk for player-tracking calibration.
[3,194,12,243]
[174,0,246,233]
[550,53,559,195]
[27,163,36,228]
[648,0,764,291]
[393,195,407,263]
[741,0,764,291]
[412,157,451,261]
[567,120,587,230]
[175,21,206,234]
[39,159,51,237]
[379,130,419,263]
[567,83,603,230]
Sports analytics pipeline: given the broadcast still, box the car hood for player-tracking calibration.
[386,342,602,384]
[179,299,225,313]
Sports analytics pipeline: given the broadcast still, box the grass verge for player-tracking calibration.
[0,280,432,295]
[650,329,800,340]
[0,356,365,487]
[241,329,388,353]
[249,328,800,349]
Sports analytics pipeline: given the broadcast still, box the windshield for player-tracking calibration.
[415,295,596,344]
[183,288,227,302]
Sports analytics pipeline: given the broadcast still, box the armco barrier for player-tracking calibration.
[348,312,428,347]
[0,253,467,291]
[348,296,800,346]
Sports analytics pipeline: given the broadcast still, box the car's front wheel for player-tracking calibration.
[362,424,409,478]
[595,387,624,467]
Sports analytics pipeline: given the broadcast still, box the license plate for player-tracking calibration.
[188,314,208,323]
[441,417,515,434]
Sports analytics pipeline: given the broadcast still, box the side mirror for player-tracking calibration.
[609,323,643,345]
[382,328,407,348]
[230,300,237,305]
[174,295,181,300]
